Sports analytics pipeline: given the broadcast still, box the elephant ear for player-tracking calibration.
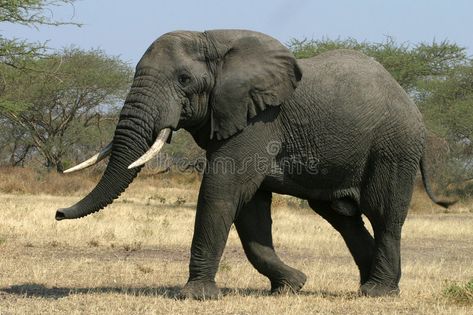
[211,34,302,140]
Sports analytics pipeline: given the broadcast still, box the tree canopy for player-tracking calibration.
[289,37,467,92]
[0,48,132,171]
[1,0,80,68]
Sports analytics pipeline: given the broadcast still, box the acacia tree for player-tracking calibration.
[0,0,82,169]
[0,116,32,165]
[0,0,79,67]
[0,48,132,171]
[417,61,473,194]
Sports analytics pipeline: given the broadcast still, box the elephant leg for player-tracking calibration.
[359,160,415,297]
[180,179,241,300]
[308,199,375,285]
[235,189,307,294]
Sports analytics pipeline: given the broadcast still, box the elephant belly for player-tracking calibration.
[261,170,361,204]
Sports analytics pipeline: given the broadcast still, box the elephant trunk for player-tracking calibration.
[56,82,162,220]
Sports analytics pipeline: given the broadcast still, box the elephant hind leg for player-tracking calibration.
[308,199,375,285]
[235,189,307,294]
[359,159,417,297]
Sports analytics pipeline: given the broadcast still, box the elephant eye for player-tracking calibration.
[178,74,192,86]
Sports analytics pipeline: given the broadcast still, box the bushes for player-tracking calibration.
[0,167,98,196]
[444,279,473,305]
[0,166,201,196]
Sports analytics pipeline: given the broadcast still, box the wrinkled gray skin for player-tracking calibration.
[56,30,451,299]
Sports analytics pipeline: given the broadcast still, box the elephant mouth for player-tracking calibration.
[127,128,171,169]
[61,129,171,174]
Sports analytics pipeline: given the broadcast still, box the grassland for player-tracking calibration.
[0,168,472,314]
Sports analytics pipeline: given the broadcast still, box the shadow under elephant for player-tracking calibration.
[0,283,358,300]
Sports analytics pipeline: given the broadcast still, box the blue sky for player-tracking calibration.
[2,0,472,65]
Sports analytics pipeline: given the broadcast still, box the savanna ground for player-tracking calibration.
[0,168,472,314]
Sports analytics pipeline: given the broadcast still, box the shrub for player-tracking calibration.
[443,279,473,305]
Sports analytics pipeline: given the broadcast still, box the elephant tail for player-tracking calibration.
[419,154,457,208]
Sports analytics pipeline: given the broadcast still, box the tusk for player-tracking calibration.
[63,142,113,174]
[128,128,171,169]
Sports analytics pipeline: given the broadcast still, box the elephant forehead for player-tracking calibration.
[138,33,204,71]
[150,34,200,58]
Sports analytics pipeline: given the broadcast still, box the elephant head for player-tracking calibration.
[56,29,302,220]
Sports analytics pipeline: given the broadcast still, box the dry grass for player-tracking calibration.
[0,167,99,196]
[0,180,472,314]
[1,167,470,213]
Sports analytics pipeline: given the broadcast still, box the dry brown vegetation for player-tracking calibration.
[0,168,472,314]
[0,167,466,213]
[0,167,201,197]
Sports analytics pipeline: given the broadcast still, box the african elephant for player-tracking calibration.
[56,29,452,299]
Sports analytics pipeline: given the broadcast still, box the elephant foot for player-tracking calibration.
[359,281,399,297]
[270,269,307,295]
[179,280,221,300]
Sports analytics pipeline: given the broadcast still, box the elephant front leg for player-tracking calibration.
[235,190,306,294]
[180,185,239,300]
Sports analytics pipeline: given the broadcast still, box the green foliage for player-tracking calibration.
[162,130,203,160]
[415,60,473,195]
[0,0,80,66]
[0,37,45,67]
[0,0,76,25]
[0,98,30,113]
[418,62,473,138]
[289,37,366,59]
[443,279,473,305]
[0,1,82,169]
[289,37,467,92]
[0,48,132,171]
[145,130,205,173]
